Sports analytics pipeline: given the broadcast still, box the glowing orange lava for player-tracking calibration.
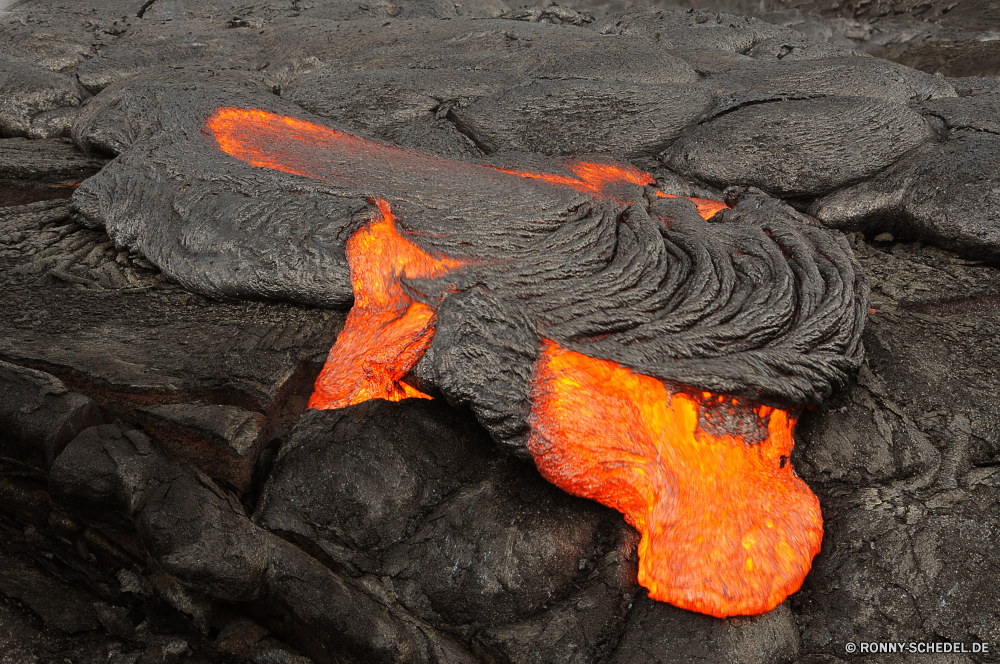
[656,191,730,220]
[307,199,465,409]
[206,107,728,214]
[489,160,655,196]
[208,106,817,618]
[527,341,822,617]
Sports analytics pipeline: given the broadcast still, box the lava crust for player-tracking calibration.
[73,97,869,617]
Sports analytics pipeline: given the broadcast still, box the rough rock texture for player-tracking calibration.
[256,403,634,642]
[135,403,267,492]
[0,359,103,470]
[67,76,868,417]
[748,0,1000,78]
[0,136,108,207]
[810,131,1000,260]
[560,0,1000,78]
[610,597,802,664]
[0,198,343,417]
[0,54,88,139]
[1,0,999,662]
[663,97,933,197]
[792,235,1000,662]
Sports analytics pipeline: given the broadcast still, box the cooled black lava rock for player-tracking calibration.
[811,131,1000,259]
[0,360,102,470]
[2,0,1000,662]
[69,69,869,422]
[50,422,480,663]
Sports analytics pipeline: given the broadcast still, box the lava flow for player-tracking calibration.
[656,191,730,220]
[205,106,824,619]
[527,341,823,617]
[308,198,465,408]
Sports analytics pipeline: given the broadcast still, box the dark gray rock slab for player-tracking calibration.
[256,403,630,632]
[0,545,101,634]
[0,359,103,470]
[135,403,267,492]
[49,422,479,663]
[262,17,702,85]
[282,67,509,158]
[138,0,508,22]
[791,237,1000,659]
[291,0,510,20]
[662,96,934,197]
[917,93,1000,136]
[0,137,108,208]
[0,137,109,183]
[810,131,1000,260]
[608,596,801,664]
[72,22,264,94]
[795,365,940,487]
[471,525,638,664]
[455,80,716,157]
[0,0,145,72]
[714,55,956,103]
[948,77,1000,98]
[0,55,86,139]
[0,198,344,422]
[592,8,801,54]
[796,483,1000,655]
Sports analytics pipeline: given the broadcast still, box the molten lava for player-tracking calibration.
[656,191,730,220]
[206,106,670,202]
[489,160,655,196]
[527,341,822,617]
[207,106,817,619]
[307,199,465,408]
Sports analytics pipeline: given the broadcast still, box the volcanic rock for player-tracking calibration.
[793,236,1000,659]
[49,421,481,662]
[0,55,87,139]
[1,0,999,660]
[0,359,103,470]
[663,97,934,197]
[0,539,101,634]
[0,197,343,418]
[753,0,1000,78]
[256,402,633,631]
[135,403,267,492]
[610,597,801,664]
[456,80,716,157]
[810,131,1000,259]
[0,137,108,207]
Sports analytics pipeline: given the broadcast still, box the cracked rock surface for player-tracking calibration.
[1,0,999,662]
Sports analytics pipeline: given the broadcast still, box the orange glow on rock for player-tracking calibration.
[207,107,652,200]
[207,107,366,180]
[206,107,720,213]
[488,160,654,197]
[207,106,822,618]
[527,341,822,617]
[656,191,730,220]
[307,199,465,409]
[566,160,655,189]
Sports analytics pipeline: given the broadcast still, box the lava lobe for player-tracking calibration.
[197,105,864,617]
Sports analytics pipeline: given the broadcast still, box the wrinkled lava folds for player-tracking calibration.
[206,106,863,618]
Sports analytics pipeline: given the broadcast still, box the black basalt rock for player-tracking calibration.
[2,0,999,660]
